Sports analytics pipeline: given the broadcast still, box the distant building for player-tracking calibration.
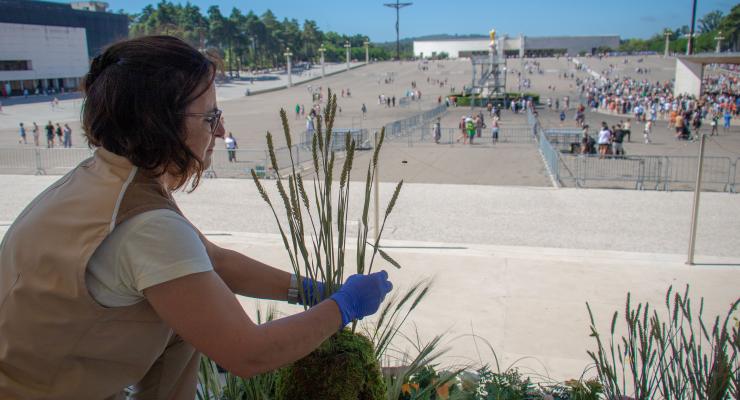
[0,0,128,96]
[414,35,621,59]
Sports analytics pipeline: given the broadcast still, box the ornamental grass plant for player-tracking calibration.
[586,285,740,400]
[249,90,403,399]
[250,89,403,308]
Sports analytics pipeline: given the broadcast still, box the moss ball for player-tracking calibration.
[276,329,386,400]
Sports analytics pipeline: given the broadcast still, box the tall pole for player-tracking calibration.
[344,41,351,71]
[715,31,724,53]
[687,0,697,55]
[384,1,413,61]
[374,131,380,241]
[687,134,707,265]
[664,30,671,57]
[284,47,293,87]
[318,45,326,78]
[364,40,370,64]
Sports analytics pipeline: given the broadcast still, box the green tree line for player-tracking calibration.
[618,6,740,54]
[128,1,397,73]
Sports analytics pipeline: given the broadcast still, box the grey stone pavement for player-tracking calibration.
[0,56,738,382]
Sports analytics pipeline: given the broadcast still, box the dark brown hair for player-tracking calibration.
[82,35,217,190]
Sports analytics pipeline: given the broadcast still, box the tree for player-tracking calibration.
[698,10,723,33]
[260,10,282,65]
[301,20,323,61]
[718,4,740,51]
[228,8,246,76]
[244,11,266,67]
[126,3,392,68]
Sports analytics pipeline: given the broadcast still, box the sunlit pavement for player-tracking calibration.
[1,175,737,381]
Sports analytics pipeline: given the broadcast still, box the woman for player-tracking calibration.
[0,36,391,399]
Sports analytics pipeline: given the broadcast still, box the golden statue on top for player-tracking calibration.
[489,29,496,44]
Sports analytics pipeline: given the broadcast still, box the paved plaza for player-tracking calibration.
[0,55,738,381]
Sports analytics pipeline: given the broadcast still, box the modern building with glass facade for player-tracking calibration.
[0,0,128,96]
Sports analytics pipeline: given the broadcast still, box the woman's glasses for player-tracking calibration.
[182,108,223,135]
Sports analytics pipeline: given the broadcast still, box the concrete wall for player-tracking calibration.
[674,58,703,97]
[0,23,89,82]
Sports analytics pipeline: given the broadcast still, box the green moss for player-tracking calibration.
[276,330,386,400]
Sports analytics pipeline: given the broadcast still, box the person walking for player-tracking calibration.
[32,122,40,147]
[723,108,732,133]
[643,120,652,144]
[0,35,392,399]
[710,112,719,136]
[45,121,54,148]
[465,116,476,144]
[597,122,611,159]
[674,113,685,139]
[491,116,500,144]
[306,114,315,143]
[458,116,467,143]
[361,103,367,119]
[475,113,484,138]
[623,119,631,142]
[225,132,238,162]
[63,123,72,148]
[612,124,626,158]
[19,123,27,144]
[55,123,64,146]
[433,118,441,144]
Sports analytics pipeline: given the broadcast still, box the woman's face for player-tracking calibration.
[183,82,224,169]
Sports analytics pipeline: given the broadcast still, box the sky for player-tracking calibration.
[52,0,737,42]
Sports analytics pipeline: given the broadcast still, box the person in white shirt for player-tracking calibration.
[597,122,611,159]
[224,132,238,162]
[644,120,652,144]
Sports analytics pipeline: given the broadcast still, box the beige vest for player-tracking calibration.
[0,148,192,399]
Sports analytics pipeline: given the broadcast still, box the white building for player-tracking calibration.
[414,35,620,59]
[0,23,89,95]
[1,0,128,97]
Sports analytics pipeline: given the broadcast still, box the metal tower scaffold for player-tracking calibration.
[470,54,506,97]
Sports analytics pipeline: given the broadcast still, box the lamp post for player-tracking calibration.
[664,30,672,57]
[363,40,370,64]
[284,47,293,87]
[318,45,326,79]
[344,41,351,71]
[715,31,724,53]
[250,36,256,64]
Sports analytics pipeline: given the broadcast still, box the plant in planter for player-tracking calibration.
[586,285,740,400]
[251,90,403,400]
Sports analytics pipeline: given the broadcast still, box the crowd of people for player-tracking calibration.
[575,61,737,140]
[454,109,501,145]
[17,121,73,148]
